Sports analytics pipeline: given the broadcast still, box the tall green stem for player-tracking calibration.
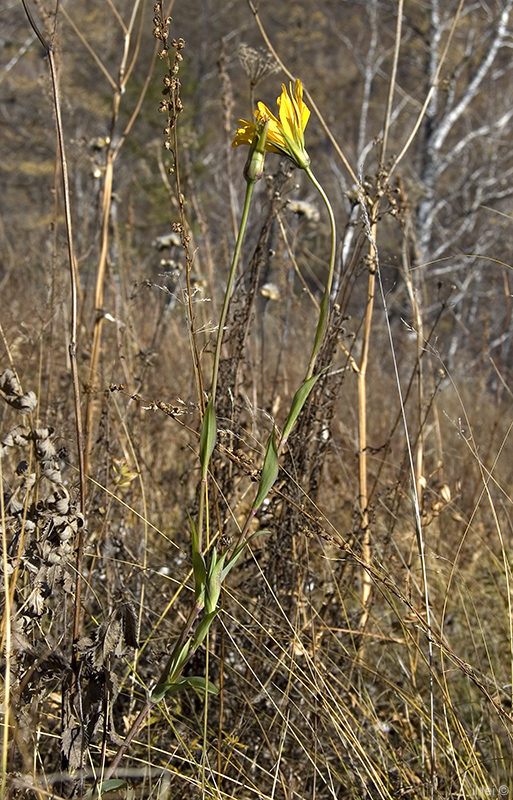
[210,182,256,405]
[210,118,268,404]
[304,167,337,380]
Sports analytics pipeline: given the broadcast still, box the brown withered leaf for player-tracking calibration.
[120,601,140,649]
[82,602,139,670]
[0,371,37,414]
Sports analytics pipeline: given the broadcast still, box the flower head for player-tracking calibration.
[233,79,311,170]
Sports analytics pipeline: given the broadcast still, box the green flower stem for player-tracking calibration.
[159,601,204,684]
[105,103,271,797]
[210,118,268,406]
[210,180,255,406]
[202,180,255,552]
[196,477,207,554]
[103,599,204,783]
[232,168,337,547]
[304,166,337,381]
[198,125,268,602]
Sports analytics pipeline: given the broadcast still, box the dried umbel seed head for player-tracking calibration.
[32,426,54,440]
[288,199,320,223]
[260,282,280,301]
[36,439,57,461]
[238,43,280,86]
[219,533,232,549]
[31,428,60,468]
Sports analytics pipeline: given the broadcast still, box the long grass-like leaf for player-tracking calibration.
[199,397,217,477]
[281,371,326,445]
[159,676,219,695]
[221,529,267,582]
[151,641,191,702]
[253,429,279,511]
[192,608,220,648]
[189,512,206,603]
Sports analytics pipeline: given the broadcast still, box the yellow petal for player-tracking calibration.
[277,84,296,143]
[256,101,278,125]
[233,79,311,169]
[232,119,256,147]
[294,79,310,130]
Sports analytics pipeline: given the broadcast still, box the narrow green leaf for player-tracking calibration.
[192,608,220,648]
[188,511,200,556]
[221,529,268,582]
[152,682,180,701]
[153,676,219,696]
[192,551,206,603]
[208,545,219,572]
[205,548,225,613]
[151,641,191,702]
[181,675,219,694]
[199,397,217,477]
[252,429,279,511]
[151,681,174,703]
[172,641,191,675]
[84,779,128,797]
[188,512,206,602]
[281,371,325,443]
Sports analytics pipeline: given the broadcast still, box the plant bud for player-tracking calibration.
[243,117,269,184]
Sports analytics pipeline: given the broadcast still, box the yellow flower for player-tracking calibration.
[233,79,311,170]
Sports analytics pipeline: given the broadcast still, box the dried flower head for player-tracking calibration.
[238,43,280,87]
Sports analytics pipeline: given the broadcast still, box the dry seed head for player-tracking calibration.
[238,43,280,86]
[260,282,280,300]
[288,199,320,223]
